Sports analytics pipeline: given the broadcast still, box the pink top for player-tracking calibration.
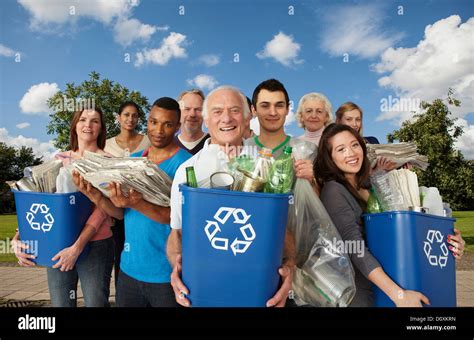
[297,127,325,146]
[55,151,113,242]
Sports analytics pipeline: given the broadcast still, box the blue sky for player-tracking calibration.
[1,0,473,159]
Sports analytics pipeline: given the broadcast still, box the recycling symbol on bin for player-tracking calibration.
[423,229,449,268]
[25,203,55,233]
[204,207,256,256]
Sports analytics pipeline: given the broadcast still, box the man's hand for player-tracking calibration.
[266,263,295,307]
[72,171,103,205]
[108,182,143,209]
[294,159,314,182]
[170,255,191,307]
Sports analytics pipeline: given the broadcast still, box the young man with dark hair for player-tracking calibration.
[77,97,192,307]
[246,79,318,192]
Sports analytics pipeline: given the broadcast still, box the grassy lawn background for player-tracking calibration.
[0,212,473,263]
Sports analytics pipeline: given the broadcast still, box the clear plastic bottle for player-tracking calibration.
[443,202,452,217]
[251,147,274,182]
[264,146,294,194]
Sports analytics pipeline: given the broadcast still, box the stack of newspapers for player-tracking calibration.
[72,151,172,207]
[366,142,429,170]
[7,160,63,193]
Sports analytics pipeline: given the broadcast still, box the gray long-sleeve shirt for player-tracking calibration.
[320,180,381,307]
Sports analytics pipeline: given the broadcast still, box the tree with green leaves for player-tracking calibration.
[0,143,43,213]
[46,71,150,151]
[388,89,474,210]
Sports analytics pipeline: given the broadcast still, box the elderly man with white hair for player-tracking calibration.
[166,85,296,307]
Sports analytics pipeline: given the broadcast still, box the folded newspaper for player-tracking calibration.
[72,151,172,207]
[366,142,429,170]
[8,160,63,193]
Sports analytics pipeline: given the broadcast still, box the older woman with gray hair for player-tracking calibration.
[296,92,334,146]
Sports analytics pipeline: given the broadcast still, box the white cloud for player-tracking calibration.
[256,32,303,67]
[186,74,218,91]
[16,122,31,129]
[134,32,187,67]
[321,4,403,59]
[285,108,296,126]
[113,18,158,47]
[373,15,474,159]
[18,0,134,28]
[19,82,60,115]
[0,127,57,161]
[198,54,220,67]
[0,43,16,57]
[454,118,474,160]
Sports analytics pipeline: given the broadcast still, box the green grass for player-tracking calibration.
[0,214,19,262]
[0,210,473,263]
[453,211,474,253]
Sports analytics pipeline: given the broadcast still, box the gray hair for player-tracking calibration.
[202,86,250,119]
[177,88,205,101]
[295,92,334,128]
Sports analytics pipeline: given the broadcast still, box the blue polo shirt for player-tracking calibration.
[120,147,191,283]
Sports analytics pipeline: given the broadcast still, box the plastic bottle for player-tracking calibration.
[367,187,382,213]
[443,202,452,218]
[264,146,294,194]
[251,147,274,182]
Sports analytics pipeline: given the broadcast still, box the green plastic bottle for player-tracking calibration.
[264,146,294,193]
[367,187,382,213]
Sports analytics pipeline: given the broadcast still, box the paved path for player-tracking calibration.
[0,266,472,307]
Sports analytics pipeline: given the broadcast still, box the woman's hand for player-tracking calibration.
[11,232,36,267]
[448,228,465,259]
[51,246,81,272]
[374,157,398,172]
[394,289,430,307]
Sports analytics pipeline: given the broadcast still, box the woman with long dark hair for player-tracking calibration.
[314,123,464,306]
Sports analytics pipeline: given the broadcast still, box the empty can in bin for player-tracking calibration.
[13,190,94,267]
[363,211,456,307]
[180,184,291,307]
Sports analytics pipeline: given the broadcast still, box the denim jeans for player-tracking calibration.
[116,270,178,307]
[46,237,114,307]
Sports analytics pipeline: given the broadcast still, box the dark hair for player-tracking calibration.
[69,108,106,151]
[118,101,140,115]
[314,123,371,210]
[151,97,181,123]
[252,79,290,108]
[246,96,252,111]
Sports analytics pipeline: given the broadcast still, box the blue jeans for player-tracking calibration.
[46,237,114,307]
[116,270,178,307]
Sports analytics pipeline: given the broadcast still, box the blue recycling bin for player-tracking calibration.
[180,184,291,307]
[13,190,93,267]
[363,211,456,307]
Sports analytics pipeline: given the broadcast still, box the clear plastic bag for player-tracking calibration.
[290,143,356,307]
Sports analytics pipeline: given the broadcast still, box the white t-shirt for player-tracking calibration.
[170,139,252,230]
[177,133,208,151]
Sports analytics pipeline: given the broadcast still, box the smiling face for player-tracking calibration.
[147,106,180,148]
[205,89,245,146]
[339,109,362,133]
[179,93,204,135]
[329,130,364,176]
[301,99,329,132]
[76,109,102,144]
[253,89,288,133]
[118,104,139,131]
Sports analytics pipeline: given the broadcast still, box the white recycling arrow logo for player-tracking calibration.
[205,207,256,256]
[423,229,449,268]
[25,203,55,233]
